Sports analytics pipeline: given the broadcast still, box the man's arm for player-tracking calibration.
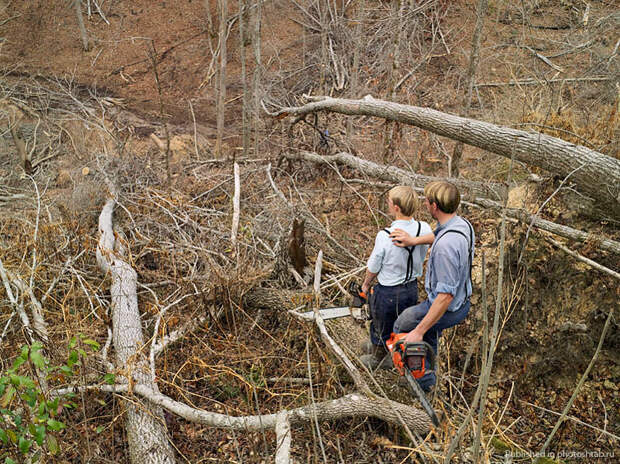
[361,269,378,295]
[404,292,453,343]
[390,229,435,247]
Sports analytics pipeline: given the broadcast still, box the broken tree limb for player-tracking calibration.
[264,96,620,217]
[525,46,564,72]
[55,383,432,434]
[473,198,620,255]
[0,258,34,343]
[545,237,620,280]
[96,182,177,464]
[275,411,292,464]
[281,151,505,201]
[475,76,611,87]
[231,162,240,247]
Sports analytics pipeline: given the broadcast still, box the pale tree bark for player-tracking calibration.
[58,383,432,434]
[97,183,176,464]
[264,96,620,218]
[238,0,250,159]
[73,0,90,52]
[252,0,262,155]
[452,0,488,177]
[474,198,620,255]
[231,162,240,247]
[215,0,228,158]
[281,150,506,200]
[275,411,291,464]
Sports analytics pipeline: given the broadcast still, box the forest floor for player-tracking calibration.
[0,0,618,463]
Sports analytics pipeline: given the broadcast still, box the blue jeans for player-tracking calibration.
[370,280,418,347]
[393,299,470,389]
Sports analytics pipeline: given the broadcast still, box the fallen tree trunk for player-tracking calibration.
[265,96,620,218]
[56,384,432,434]
[282,150,506,200]
[243,287,313,311]
[97,185,177,464]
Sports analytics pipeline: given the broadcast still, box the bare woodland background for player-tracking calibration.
[0,0,618,463]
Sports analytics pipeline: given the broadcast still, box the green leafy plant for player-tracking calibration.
[0,335,100,462]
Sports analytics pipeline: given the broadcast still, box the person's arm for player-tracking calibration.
[406,243,460,342]
[364,232,385,294]
[404,293,453,342]
[390,229,435,247]
[361,269,378,295]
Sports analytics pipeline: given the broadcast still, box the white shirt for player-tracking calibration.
[367,218,432,286]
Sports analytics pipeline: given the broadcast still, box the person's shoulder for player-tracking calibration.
[435,228,468,249]
[375,227,391,242]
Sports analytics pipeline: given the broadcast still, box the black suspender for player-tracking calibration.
[433,219,474,285]
[382,221,421,283]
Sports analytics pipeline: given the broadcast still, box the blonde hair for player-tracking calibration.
[424,181,460,214]
[388,185,417,217]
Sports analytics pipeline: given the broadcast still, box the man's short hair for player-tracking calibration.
[389,185,417,217]
[424,181,460,214]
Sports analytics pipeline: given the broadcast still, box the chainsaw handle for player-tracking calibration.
[420,341,436,366]
[392,339,436,369]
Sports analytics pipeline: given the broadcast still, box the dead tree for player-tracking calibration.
[452,0,488,177]
[264,96,620,219]
[215,0,228,158]
[96,182,176,464]
[73,0,90,52]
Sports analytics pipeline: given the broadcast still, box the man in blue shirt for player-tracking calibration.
[390,181,475,392]
[360,186,432,370]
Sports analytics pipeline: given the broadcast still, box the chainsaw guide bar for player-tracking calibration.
[298,306,366,321]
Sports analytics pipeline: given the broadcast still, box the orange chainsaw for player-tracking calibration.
[386,332,440,426]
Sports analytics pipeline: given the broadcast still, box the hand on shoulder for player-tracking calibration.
[390,228,415,247]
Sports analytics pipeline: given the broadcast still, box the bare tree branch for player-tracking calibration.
[264,96,620,216]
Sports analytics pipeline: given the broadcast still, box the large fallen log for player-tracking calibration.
[282,150,506,200]
[97,184,177,464]
[55,383,432,434]
[264,96,620,219]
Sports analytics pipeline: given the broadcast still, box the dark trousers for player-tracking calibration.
[370,280,418,347]
[393,299,471,388]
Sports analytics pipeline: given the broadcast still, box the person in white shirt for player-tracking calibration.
[360,186,432,370]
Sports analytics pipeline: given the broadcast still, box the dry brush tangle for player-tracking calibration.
[264,95,620,219]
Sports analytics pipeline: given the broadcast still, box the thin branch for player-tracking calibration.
[546,237,620,280]
[475,77,610,88]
